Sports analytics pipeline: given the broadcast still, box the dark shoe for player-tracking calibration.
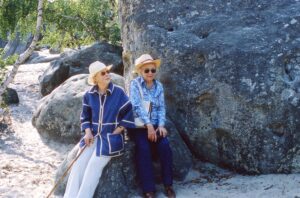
[143,191,155,198]
[165,186,176,198]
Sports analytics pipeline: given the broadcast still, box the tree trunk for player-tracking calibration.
[0,0,44,100]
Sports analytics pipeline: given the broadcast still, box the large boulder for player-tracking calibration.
[53,141,137,197]
[54,121,192,197]
[119,0,300,173]
[32,73,125,143]
[39,42,123,96]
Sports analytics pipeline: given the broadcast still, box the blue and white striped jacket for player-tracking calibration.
[79,82,135,157]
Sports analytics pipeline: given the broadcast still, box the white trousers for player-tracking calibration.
[63,139,111,198]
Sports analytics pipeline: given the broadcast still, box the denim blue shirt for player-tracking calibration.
[130,76,166,126]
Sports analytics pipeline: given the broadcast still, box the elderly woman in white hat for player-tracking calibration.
[64,61,135,198]
[129,54,175,198]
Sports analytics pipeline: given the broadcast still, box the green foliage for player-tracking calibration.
[5,54,18,65]
[0,0,38,38]
[39,24,94,49]
[0,0,120,48]
[44,0,120,45]
[0,48,18,84]
[0,49,18,68]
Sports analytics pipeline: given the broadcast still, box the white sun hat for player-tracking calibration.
[134,54,161,73]
[87,61,112,85]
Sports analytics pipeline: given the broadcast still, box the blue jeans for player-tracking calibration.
[131,127,173,193]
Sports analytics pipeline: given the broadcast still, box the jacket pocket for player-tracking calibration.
[107,133,124,154]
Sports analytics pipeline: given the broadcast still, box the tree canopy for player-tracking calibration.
[0,0,37,38]
[0,0,120,47]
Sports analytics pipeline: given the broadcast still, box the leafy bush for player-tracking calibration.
[5,54,18,65]
[0,48,18,84]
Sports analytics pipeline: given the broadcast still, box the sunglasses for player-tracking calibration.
[100,70,110,76]
[143,68,156,74]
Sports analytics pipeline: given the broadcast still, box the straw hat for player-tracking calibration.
[134,54,161,73]
[88,61,112,85]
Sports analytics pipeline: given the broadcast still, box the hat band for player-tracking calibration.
[139,59,155,65]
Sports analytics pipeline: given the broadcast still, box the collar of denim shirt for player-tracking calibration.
[138,76,157,89]
[88,82,114,95]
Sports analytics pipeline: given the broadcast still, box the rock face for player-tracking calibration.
[25,50,60,64]
[1,33,33,58]
[119,0,300,173]
[32,74,125,143]
[39,42,123,96]
[54,123,192,197]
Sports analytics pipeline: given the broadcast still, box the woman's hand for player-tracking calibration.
[146,124,157,142]
[157,126,168,137]
[84,128,94,146]
[113,126,124,134]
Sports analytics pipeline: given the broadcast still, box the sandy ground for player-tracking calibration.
[0,59,300,198]
[172,169,300,198]
[0,62,74,198]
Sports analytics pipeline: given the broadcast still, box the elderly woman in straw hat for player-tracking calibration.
[129,54,175,198]
[64,61,135,198]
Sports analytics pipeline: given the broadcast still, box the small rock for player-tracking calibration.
[2,88,19,105]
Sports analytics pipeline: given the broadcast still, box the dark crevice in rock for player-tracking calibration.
[284,56,294,81]
[268,122,286,137]
[201,32,210,39]
[167,27,174,32]
[196,53,206,64]
[283,52,300,92]
[177,128,198,157]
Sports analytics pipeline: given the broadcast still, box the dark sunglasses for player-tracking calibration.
[101,70,110,76]
[143,68,156,74]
